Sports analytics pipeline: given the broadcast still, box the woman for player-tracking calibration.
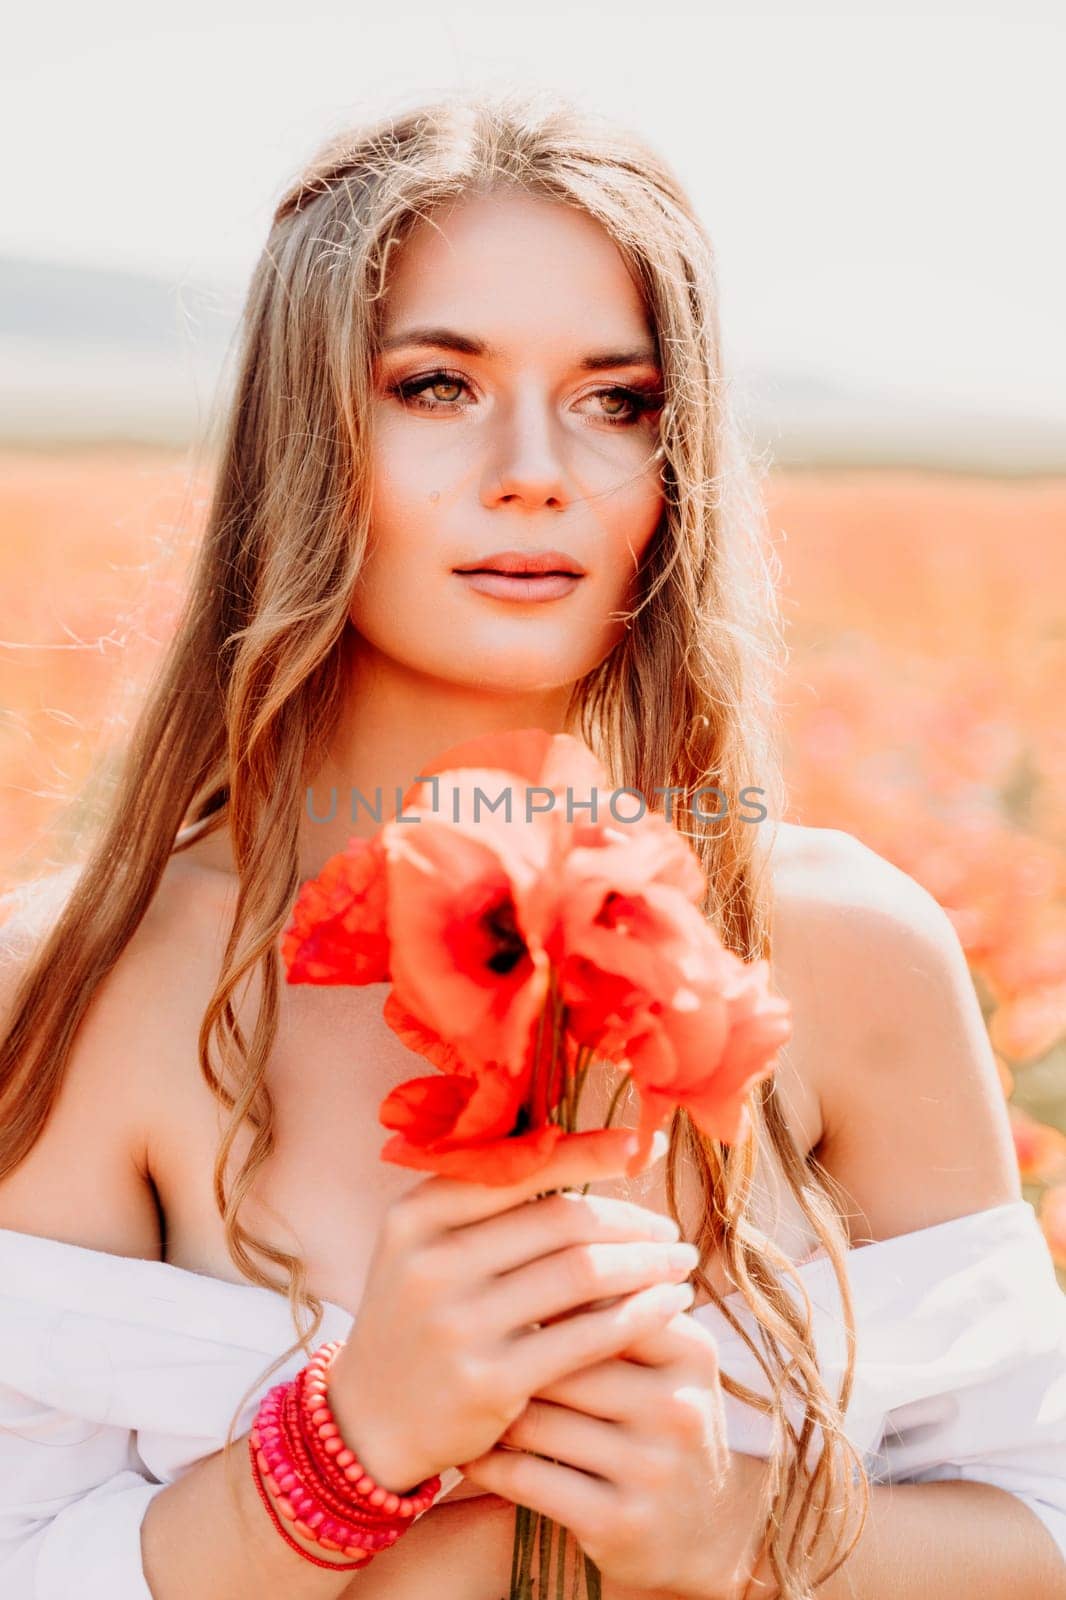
[0,88,1064,1600]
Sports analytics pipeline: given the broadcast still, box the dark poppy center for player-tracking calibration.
[482,898,528,976]
[595,889,639,933]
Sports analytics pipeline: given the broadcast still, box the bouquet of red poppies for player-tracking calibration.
[281,727,791,1600]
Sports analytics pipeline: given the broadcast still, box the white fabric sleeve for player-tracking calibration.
[0,1380,168,1600]
[0,1375,460,1597]
[864,1205,1066,1574]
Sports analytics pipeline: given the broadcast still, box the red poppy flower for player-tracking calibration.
[281,834,389,984]
[279,727,790,1191]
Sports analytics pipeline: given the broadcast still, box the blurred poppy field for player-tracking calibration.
[1,448,1064,1277]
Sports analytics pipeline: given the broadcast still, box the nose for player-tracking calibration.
[481,385,570,513]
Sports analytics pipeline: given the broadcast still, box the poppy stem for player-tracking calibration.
[547,967,566,1129]
[603,1071,632,1131]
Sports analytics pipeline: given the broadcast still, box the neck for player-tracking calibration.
[177,630,586,883]
[298,628,580,880]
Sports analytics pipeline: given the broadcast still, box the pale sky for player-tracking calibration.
[4,2,1064,424]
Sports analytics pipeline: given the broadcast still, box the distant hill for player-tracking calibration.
[0,255,237,449]
[1,254,1062,474]
[730,366,1066,476]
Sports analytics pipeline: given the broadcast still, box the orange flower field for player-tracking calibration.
[1,449,1064,1280]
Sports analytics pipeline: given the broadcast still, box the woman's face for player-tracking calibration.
[352,189,665,704]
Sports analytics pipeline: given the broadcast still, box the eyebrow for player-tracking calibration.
[379,325,660,371]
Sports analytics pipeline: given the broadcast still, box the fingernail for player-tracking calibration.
[651,1214,682,1241]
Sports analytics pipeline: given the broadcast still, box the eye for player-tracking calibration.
[388,370,474,412]
[579,384,663,428]
[385,369,663,427]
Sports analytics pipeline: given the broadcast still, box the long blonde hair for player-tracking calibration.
[0,86,868,1596]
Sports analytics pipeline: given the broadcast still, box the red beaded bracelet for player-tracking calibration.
[283,1380,380,1527]
[254,1381,399,1556]
[247,1434,372,1572]
[249,1339,444,1567]
[292,1367,435,1529]
[303,1342,440,1516]
[283,1381,400,1550]
[289,1367,396,1528]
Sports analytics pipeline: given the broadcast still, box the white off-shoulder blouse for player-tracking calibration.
[0,1199,1064,1596]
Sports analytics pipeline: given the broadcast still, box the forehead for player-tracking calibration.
[380,190,654,351]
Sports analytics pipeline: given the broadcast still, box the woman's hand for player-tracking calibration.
[455,1305,766,1599]
[327,1126,697,1495]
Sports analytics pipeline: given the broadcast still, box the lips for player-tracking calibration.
[452,548,586,577]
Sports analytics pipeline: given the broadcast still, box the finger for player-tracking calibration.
[514,1279,695,1396]
[527,1311,719,1421]
[455,1440,617,1535]
[538,1286,711,1362]
[476,1236,698,1333]
[495,1399,625,1483]
[406,1127,670,1238]
[530,1354,662,1420]
[603,1298,721,1370]
[439,1189,682,1283]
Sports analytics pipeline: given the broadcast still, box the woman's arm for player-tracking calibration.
[140,1433,377,1599]
[0,939,365,1600]
[738,1459,1066,1600]
[748,838,1066,1598]
[346,1461,1066,1600]
[334,1495,518,1600]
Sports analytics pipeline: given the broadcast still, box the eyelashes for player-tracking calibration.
[386,369,663,428]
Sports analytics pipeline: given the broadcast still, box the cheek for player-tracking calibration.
[368,396,478,524]
[363,437,445,586]
[348,489,415,637]
[606,472,664,580]
[369,420,440,516]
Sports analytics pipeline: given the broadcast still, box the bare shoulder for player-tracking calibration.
[764,820,1020,1241]
[0,856,232,1262]
[764,818,950,931]
[765,817,976,1038]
